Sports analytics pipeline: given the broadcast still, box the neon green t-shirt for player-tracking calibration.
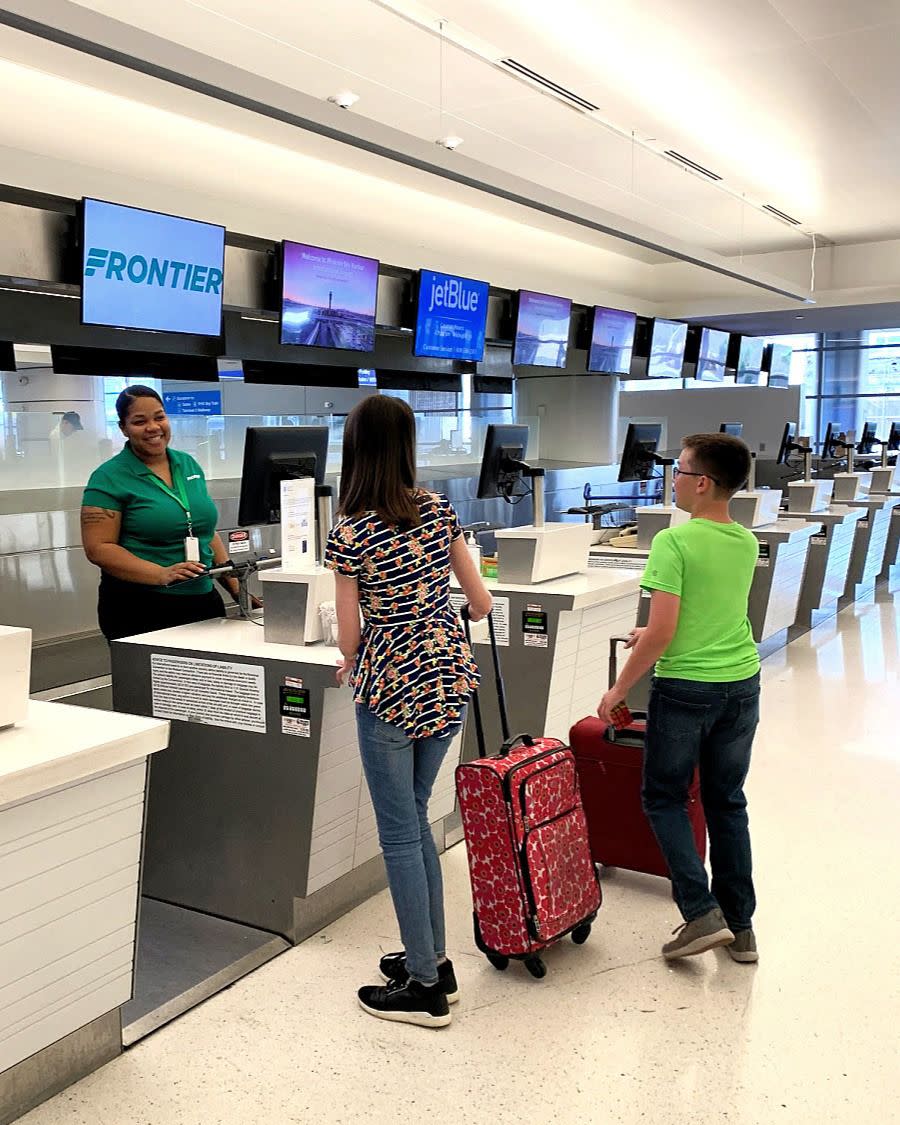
[641,518,760,682]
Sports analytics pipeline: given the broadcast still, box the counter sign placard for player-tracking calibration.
[280,685,311,738]
[522,607,549,648]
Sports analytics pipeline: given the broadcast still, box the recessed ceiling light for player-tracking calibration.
[328,91,360,109]
[436,135,464,151]
[795,314,805,319]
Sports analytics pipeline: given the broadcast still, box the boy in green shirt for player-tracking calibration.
[599,433,761,963]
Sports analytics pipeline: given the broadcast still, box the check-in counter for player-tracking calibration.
[782,507,867,633]
[876,499,900,583]
[110,620,463,1045]
[832,494,900,601]
[747,520,820,642]
[459,567,643,758]
[0,702,168,1124]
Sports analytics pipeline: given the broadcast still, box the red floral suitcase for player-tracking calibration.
[569,715,706,878]
[455,610,601,979]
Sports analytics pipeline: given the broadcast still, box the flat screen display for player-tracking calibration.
[736,336,765,385]
[588,306,637,375]
[81,198,225,336]
[414,269,489,362]
[647,319,688,379]
[696,327,730,381]
[357,368,378,388]
[766,343,793,388]
[281,242,378,351]
[513,291,572,368]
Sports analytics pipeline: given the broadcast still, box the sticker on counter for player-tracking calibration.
[280,685,311,738]
[450,593,510,647]
[811,534,828,545]
[755,543,771,568]
[522,609,549,648]
[228,529,252,555]
[151,654,265,733]
[858,518,870,529]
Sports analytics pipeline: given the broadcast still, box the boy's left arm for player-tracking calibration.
[597,590,680,723]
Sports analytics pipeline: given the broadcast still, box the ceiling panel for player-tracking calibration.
[767,0,900,40]
[808,23,900,134]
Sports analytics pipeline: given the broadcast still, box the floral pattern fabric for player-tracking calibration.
[324,490,479,738]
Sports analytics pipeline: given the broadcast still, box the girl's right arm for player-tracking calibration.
[450,535,493,622]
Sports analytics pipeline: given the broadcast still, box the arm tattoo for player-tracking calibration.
[81,508,118,527]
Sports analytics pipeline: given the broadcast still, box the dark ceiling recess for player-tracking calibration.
[664,150,722,182]
[499,59,600,112]
[0,341,15,371]
[762,204,802,226]
[50,345,220,381]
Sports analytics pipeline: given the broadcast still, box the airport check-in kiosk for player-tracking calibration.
[832,492,900,602]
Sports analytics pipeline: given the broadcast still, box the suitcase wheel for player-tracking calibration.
[571,923,592,945]
[486,952,509,971]
[524,956,547,979]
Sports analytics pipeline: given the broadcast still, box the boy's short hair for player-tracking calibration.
[682,433,752,496]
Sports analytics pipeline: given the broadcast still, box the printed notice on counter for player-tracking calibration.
[228,529,252,555]
[281,476,316,570]
[280,684,311,738]
[151,654,266,733]
[449,593,510,647]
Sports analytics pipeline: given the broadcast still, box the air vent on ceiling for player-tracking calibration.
[762,204,802,226]
[500,59,600,112]
[663,150,722,182]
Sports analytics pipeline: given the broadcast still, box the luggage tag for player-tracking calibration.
[184,536,201,562]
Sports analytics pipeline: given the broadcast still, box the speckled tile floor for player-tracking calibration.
[20,588,900,1125]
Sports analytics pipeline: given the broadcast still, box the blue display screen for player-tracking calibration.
[413,270,489,361]
[163,390,222,416]
[81,198,226,336]
[513,291,572,368]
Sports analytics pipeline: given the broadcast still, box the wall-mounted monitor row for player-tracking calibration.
[71,194,799,383]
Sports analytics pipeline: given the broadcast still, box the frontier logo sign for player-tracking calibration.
[81,198,226,336]
[84,248,223,294]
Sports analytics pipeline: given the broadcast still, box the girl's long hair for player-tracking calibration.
[338,395,421,529]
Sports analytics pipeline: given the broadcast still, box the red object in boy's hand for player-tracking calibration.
[608,702,633,730]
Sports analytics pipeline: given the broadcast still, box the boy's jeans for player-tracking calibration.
[642,674,760,931]
[355,704,465,986]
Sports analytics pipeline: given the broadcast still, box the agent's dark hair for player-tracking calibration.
[682,433,752,495]
[116,385,163,424]
[338,396,421,529]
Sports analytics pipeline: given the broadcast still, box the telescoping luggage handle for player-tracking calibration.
[607,634,647,743]
[460,605,533,759]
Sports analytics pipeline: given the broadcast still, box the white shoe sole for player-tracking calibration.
[378,970,459,1004]
[358,997,452,1028]
[663,927,735,960]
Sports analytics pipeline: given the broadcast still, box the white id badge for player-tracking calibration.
[184,536,201,562]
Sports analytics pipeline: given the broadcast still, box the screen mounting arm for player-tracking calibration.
[650,454,675,506]
[502,456,546,528]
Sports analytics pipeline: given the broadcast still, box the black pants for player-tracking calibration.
[98,574,226,642]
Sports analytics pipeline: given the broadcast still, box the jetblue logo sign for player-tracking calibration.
[82,199,226,336]
[414,269,489,362]
[84,248,223,294]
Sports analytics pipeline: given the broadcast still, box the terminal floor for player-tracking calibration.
[22,586,900,1125]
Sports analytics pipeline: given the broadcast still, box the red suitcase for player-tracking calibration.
[568,638,706,878]
[455,610,601,979]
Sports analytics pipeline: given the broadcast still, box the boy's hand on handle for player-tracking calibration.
[597,688,628,726]
[624,627,645,649]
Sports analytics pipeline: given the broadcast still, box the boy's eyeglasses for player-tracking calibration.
[673,465,721,487]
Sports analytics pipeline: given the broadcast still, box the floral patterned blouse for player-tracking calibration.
[324,490,479,738]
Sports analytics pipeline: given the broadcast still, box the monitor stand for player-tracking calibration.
[731,455,783,528]
[635,461,688,548]
[494,467,594,583]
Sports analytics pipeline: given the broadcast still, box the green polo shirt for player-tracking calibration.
[82,444,219,595]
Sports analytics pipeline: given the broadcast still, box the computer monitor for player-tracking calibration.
[821,422,842,460]
[887,422,900,452]
[856,420,878,455]
[238,425,330,526]
[719,422,743,437]
[764,343,792,388]
[776,422,801,466]
[647,319,688,379]
[728,335,765,385]
[618,423,663,483]
[476,424,530,501]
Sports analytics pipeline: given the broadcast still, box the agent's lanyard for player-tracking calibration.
[149,468,193,536]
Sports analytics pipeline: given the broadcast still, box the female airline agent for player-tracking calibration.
[81,385,240,642]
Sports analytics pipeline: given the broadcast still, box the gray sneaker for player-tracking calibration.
[726,929,758,963]
[662,908,735,960]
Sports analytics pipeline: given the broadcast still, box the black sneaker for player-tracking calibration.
[358,978,451,1028]
[379,952,460,1004]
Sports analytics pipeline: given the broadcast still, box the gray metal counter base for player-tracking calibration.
[833,495,900,603]
[782,507,866,637]
[111,620,462,1043]
[877,501,900,583]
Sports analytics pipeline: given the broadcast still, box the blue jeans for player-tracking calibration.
[355,705,465,986]
[642,674,760,932]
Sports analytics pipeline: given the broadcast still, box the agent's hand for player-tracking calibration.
[335,655,355,687]
[597,687,627,726]
[159,561,207,586]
